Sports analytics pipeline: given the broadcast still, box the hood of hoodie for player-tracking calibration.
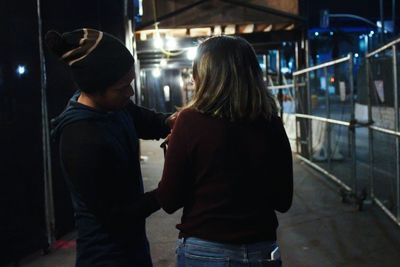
[51,91,108,141]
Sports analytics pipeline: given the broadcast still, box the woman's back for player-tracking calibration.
[157,108,292,243]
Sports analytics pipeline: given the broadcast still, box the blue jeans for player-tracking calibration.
[176,237,282,267]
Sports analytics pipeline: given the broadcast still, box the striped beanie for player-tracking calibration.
[45,28,134,93]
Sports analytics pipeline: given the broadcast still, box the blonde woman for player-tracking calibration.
[156,36,293,267]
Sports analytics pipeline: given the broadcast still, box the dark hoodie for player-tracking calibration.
[52,92,170,267]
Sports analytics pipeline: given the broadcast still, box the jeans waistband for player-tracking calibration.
[178,237,277,252]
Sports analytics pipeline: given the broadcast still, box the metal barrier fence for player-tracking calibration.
[292,54,361,203]
[287,38,400,227]
[366,39,400,227]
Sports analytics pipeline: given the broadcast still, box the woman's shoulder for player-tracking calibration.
[173,108,218,133]
[177,108,205,121]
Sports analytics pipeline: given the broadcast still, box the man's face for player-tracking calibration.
[94,67,135,111]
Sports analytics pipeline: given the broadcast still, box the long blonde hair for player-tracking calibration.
[185,36,277,121]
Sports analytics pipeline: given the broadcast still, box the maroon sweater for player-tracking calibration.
[156,109,293,243]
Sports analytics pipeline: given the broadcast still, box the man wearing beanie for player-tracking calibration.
[48,28,174,267]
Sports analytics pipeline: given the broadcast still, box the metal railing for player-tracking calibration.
[366,38,400,227]
[290,37,400,227]
[292,54,359,198]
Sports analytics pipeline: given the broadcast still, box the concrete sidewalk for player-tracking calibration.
[16,140,400,267]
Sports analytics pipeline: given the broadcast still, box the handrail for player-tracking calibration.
[293,55,351,76]
[366,37,400,58]
[267,84,295,90]
[369,125,400,137]
[295,114,351,127]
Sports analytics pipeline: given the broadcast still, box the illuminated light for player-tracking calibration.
[166,38,177,50]
[138,0,143,16]
[152,68,161,78]
[330,76,335,83]
[163,85,170,101]
[370,30,375,35]
[153,36,164,49]
[314,32,319,36]
[316,54,320,58]
[17,65,26,75]
[160,59,168,68]
[214,25,222,35]
[187,47,197,60]
[354,53,359,58]
[281,67,290,74]
[330,31,334,36]
[140,32,147,41]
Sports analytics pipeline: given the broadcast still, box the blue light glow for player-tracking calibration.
[17,65,26,76]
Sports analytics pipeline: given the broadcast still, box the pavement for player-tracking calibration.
[13,140,400,267]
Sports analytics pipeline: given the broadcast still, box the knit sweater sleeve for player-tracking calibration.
[60,120,159,224]
[125,101,171,140]
[155,110,192,214]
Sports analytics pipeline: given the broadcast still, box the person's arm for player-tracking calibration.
[60,121,159,224]
[125,101,172,140]
[269,117,293,212]
[155,110,192,214]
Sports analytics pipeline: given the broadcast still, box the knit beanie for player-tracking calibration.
[45,28,134,93]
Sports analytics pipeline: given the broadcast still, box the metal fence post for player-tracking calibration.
[349,53,357,194]
[306,71,312,160]
[366,56,375,199]
[392,45,400,219]
[37,0,56,247]
[294,75,300,153]
[324,67,332,170]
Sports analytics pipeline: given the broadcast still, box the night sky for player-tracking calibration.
[307,0,395,26]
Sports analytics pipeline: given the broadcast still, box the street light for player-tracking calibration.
[16,65,26,76]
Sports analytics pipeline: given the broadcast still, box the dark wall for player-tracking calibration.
[0,0,47,264]
[0,0,128,265]
[141,69,183,113]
